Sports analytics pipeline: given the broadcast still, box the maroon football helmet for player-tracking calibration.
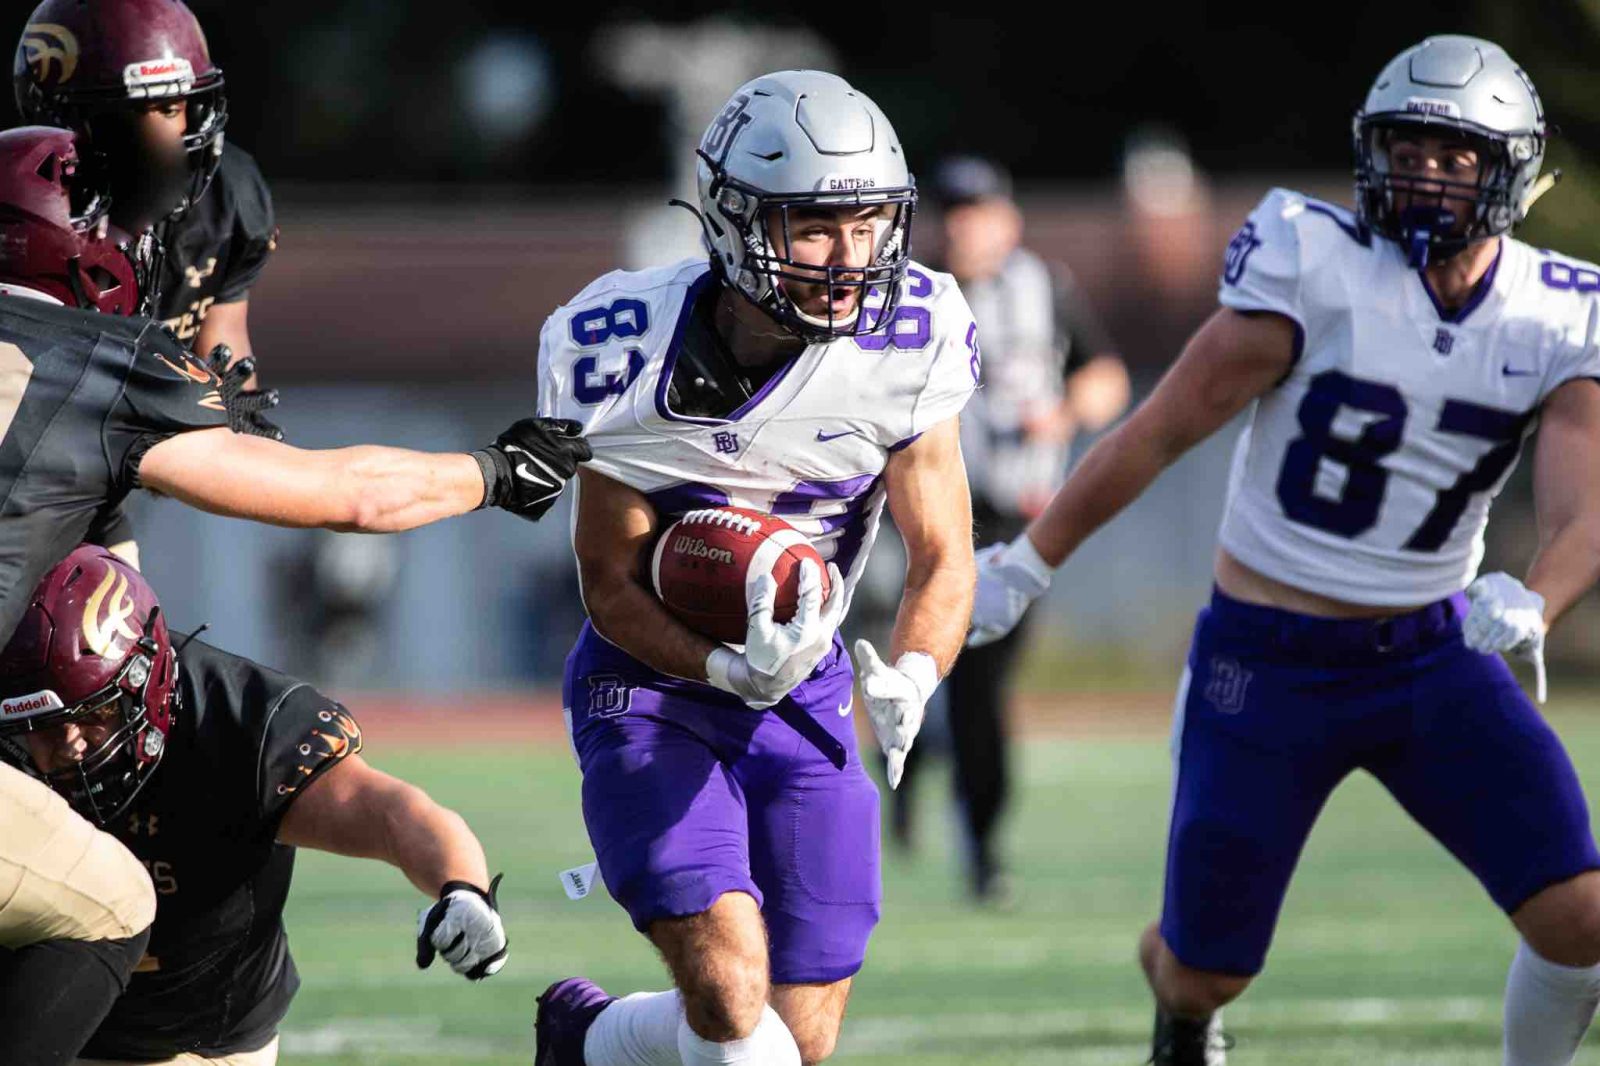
[0,545,177,825]
[0,126,144,314]
[14,0,228,219]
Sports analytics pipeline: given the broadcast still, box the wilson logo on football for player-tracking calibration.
[22,23,78,85]
[1,690,64,719]
[673,536,736,565]
[123,56,195,97]
[82,568,140,659]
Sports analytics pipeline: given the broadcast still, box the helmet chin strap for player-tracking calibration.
[1399,205,1459,269]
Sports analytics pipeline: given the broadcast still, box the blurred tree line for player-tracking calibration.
[11,1,1597,256]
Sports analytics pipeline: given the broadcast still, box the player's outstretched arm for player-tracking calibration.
[277,754,508,980]
[140,429,487,531]
[858,417,975,787]
[1525,379,1600,626]
[968,308,1295,647]
[1027,308,1296,567]
[137,416,590,532]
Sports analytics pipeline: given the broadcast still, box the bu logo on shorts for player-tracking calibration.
[588,675,634,718]
[1203,656,1253,715]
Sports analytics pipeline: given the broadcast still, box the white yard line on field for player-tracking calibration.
[280,1017,502,1058]
[834,996,1500,1056]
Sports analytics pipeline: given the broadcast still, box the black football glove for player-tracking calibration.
[204,344,284,441]
[473,417,591,522]
[416,873,508,980]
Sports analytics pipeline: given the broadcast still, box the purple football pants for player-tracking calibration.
[564,622,881,984]
[1163,588,1600,976]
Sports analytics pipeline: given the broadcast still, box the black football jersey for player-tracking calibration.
[80,636,363,1060]
[0,297,230,641]
[82,144,279,552]
[156,142,278,344]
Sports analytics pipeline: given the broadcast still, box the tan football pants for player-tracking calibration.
[0,761,155,947]
[76,1036,280,1066]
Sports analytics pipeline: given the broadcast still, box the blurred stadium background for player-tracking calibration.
[26,0,1600,1059]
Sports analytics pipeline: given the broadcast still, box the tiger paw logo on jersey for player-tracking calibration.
[22,23,78,86]
[277,708,363,797]
[83,567,141,659]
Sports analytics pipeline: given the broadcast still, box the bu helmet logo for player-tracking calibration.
[701,94,753,165]
[82,568,140,659]
[22,23,78,86]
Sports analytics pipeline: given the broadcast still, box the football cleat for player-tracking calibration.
[1150,1008,1231,1066]
[534,977,615,1066]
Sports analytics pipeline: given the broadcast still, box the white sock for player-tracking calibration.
[583,991,684,1066]
[1504,940,1600,1066]
[677,1005,801,1066]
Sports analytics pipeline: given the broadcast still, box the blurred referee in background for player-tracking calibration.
[892,157,1130,905]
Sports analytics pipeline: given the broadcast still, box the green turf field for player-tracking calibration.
[278,704,1600,1064]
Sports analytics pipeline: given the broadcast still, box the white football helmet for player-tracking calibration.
[688,69,916,339]
[1353,35,1548,266]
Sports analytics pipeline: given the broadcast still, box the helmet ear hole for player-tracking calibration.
[34,156,56,183]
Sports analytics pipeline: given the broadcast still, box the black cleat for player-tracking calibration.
[1150,1008,1231,1065]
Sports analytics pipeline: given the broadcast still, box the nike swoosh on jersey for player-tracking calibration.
[1502,366,1540,377]
[816,429,864,443]
[837,701,852,717]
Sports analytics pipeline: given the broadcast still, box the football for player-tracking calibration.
[650,507,829,644]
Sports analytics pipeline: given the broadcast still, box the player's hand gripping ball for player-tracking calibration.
[651,508,831,644]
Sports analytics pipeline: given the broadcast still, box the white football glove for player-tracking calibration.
[854,640,939,790]
[707,561,844,710]
[967,536,1053,648]
[416,874,508,980]
[1463,572,1548,703]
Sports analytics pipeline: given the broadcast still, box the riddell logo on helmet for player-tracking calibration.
[123,57,196,98]
[1,690,64,719]
[22,23,79,85]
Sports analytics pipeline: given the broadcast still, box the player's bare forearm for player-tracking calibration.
[140,429,485,532]
[575,468,721,681]
[885,418,975,673]
[1525,378,1600,625]
[1026,308,1296,567]
[278,756,491,897]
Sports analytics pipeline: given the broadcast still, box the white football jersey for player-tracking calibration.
[1218,187,1600,606]
[538,258,978,618]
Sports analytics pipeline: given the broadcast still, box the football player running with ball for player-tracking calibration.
[533,72,978,1066]
[969,36,1600,1066]
[0,546,509,1066]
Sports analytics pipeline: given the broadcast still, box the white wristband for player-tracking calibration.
[894,651,940,704]
[705,646,739,695]
[1007,534,1054,594]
